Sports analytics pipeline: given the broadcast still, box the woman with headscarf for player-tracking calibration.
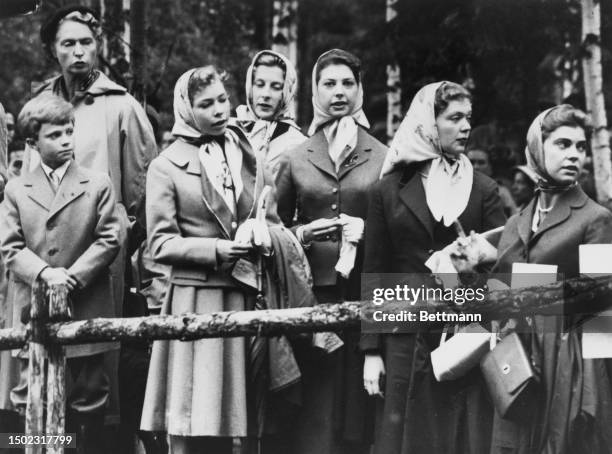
[360,81,506,454]
[140,66,278,454]
[452,104,612,454]
[275,49,387,454]
[236,50,307,178]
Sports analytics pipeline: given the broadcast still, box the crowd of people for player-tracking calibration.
[0,4,611,454]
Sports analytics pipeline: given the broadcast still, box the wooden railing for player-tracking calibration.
[2,274,612,453]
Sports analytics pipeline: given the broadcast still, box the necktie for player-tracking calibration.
[49,170,61,191]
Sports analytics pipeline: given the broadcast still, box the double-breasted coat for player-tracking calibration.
[140,126,279,437]
[0,162,121,358]
[490,184,612,454]
[274,126,387,454]
[360,164,506,454]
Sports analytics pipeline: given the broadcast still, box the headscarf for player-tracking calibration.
[308,49,370,172]
[525,106,577,192]
[380,82,474,227]
[236,50,300,156]
[172,68,244,213]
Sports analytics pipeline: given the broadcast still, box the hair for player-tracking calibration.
[17,94,74,140]
[253,52,287,79]
[434,82,472,117]
[315,49,361,84]
[41,6,102,61]
[541,104,591,141]
[187,66,228,105]
[8,140,25,155]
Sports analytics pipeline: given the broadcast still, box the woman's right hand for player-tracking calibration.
[363,354,385,397]
[216,240,252,263]
[301,218,343,243]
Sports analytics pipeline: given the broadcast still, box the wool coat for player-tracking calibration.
[360,164,506,454]
[0,162,121,358]
[140,126,279,437]
[490,184,612,454]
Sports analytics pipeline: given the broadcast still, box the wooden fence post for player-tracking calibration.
[25,282,47,454]
[45,286,70,454]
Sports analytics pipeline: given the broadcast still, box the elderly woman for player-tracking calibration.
[236,50,306,178]
[275,49,387,454]
[360,81,506,454]
[453,104,612,454]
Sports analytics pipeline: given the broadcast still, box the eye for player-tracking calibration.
[323,81,334,88]
[61,40,75,47]
[555,138,571,149]
[66,128,74,136]
[343,80,356,88]
[254,80,265,88]
[81,38,94,46]
[271,83,283,91]
[576,141,587,153]
[197,100,213,109]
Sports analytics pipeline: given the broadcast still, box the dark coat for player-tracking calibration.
[273,127,387,454]
[491,185,612,454]
[275,127,387,293]
[360,164,506,454]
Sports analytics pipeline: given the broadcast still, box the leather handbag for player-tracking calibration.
[430,323,491,382]
[480,332,536,421]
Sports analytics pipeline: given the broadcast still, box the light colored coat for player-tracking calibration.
[0,162,121,357]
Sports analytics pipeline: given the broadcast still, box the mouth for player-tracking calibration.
[330,101,348,109]
[456,138,468,145]
[256,103,273,110]
[561,165,579,173]
[211,119,228,128]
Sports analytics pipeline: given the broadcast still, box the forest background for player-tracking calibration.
[0,0,611,157]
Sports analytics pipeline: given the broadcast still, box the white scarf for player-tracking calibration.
[381,82,473,227]
[308,50,370,172]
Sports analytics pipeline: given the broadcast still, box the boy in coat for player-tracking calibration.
[0,94,120,452]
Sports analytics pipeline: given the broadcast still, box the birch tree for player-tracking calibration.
[581,0,612,208]
[272,0,299,117]
[386,0,402,144]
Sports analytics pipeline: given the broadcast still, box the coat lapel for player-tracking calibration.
[234,127,258,225]
[307,131,337,180]
[516,198,535,247]
[530,185,587,244]
[25,166,54,211]
[337,129,372,180]
[47,163,88,221]
[398,168,434,239]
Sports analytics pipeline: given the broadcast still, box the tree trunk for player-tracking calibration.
[130,0,146,101]
[581,0,612,209]
[386,0,402,145]
[272,0,299,118]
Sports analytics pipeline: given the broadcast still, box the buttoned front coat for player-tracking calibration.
[0,163,121,357]
[275,127,387,291]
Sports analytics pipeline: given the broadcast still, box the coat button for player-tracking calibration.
[428,249,434,255]
[332,188,338,194]
[331,204,338,210]
[231,221,238,229]
[48,248,58,256]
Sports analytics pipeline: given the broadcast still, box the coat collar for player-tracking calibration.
[161,126,260,239]
[516,184,588,246]
[33,71,127,99]
[23,162,89,220]
[306,127,372,180]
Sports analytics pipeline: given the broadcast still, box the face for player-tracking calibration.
[316,64,359,118]
[436,99,472,158]
[191,80,230,136]
[8,149,24,178]
[251,65,285,120]
[5,113,15,143]
[31,122,75,169]
[53,21,98,77]
[511,171,534,206]
[542,125,587,185]
[467,150,492,176]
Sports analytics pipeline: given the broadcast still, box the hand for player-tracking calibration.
[302,218,342,243]
[363,354,385,397]
[234,219,271,253]
[448,231,498,273]
[39,267,77,291]
[338,214,364,243]
[216,240,252,263]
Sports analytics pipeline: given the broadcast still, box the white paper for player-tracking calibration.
[511,263,558,288]
[579,244,612,358]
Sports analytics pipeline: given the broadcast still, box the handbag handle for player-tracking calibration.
[489,320,500,350]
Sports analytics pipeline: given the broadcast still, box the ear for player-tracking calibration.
[26,138,39,152]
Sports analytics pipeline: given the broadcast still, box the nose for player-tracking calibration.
[213,100,225,116]
[74,42,84,57]
[259,85,271,99]
[460,117,471,133]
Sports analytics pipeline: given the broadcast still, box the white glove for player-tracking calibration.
[339,213,364,243]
